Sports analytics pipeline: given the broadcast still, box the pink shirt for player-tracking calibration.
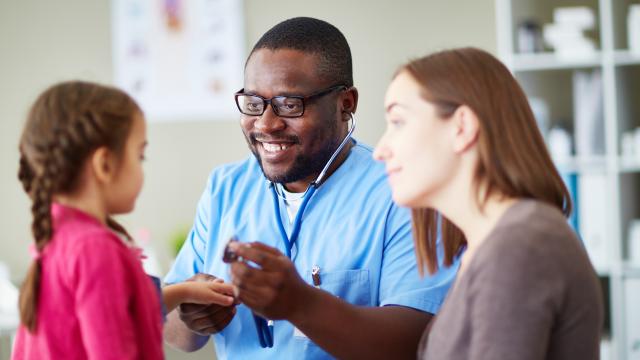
[12,204,163,360]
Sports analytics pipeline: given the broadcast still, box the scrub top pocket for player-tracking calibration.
[305,269,371,306]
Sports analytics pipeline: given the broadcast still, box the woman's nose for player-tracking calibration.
[373,137,390,162]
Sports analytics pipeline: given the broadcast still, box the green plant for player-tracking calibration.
[169,226,191,258]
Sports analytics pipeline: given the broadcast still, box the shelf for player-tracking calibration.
[511,52,602,72]
[498,0,635,357]
[622,264,640,278]
[619,157,640,173]
[511,51,640,70]
[554,156,608,174]
[614,50,640,67]
[597,269,612,277]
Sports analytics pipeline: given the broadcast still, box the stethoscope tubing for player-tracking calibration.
[253,113,356,348]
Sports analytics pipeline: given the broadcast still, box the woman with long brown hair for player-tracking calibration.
[374,48,602,359]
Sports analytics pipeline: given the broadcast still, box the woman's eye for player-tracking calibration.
[389,119,404,127]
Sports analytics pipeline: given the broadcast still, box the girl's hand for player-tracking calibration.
[163,278,235,312]
[182,279,235,306]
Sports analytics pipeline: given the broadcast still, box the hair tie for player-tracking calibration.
[131,246,148,260]
[28,243,42,261]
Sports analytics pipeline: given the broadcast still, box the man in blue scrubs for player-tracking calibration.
[164,17,458,359]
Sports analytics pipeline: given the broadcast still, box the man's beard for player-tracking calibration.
[246,128,341,185]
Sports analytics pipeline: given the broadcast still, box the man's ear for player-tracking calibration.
[452,105,480,153]
[91,147,117,184]
[340,87,359,122]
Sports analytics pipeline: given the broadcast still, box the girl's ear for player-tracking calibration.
[91,147,117,184]
[451,105,480,154]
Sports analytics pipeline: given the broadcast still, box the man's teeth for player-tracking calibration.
[261,142,290,152]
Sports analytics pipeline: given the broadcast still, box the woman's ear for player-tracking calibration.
[452,105,480,153]
[91,147,117,184]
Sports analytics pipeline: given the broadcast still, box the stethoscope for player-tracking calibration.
[253,112,357,348]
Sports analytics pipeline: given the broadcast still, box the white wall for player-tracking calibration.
[0,1,495,357]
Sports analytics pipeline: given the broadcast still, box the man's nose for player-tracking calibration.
[254,104,286,133]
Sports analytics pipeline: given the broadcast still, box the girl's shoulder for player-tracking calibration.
[49,218,132,267]
[51,226,142,291]
[51,205,127,255]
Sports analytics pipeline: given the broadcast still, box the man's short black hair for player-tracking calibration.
[248,17,353,88]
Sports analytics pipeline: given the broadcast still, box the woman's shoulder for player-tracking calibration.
[497,200,570,233]
[487,200,579,253]
[472,199,594,283]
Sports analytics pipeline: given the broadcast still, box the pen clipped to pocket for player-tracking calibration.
[311,265,321,288]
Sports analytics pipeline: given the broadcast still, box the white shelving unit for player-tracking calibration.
[496,0,640,359]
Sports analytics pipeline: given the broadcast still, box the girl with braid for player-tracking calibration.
[12,81,235,359]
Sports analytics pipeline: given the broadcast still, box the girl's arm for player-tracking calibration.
[162,279,235,312]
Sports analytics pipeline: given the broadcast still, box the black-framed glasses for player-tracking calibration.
[234,84,347,118]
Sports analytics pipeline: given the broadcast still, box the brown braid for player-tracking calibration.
[106,217,133,243]
[18,81,141,332]
[18,154,34,194]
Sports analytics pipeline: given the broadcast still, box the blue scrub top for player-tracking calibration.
[165,140,459,360]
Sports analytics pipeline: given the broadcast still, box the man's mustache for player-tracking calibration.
[250,132,300,144]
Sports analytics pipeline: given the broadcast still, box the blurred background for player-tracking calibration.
[2,0,639,359]
[0,1,494,358]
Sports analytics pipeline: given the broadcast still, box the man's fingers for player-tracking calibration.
[230,242,286,271]
[230,261,271,286]
[230,264,281,310]
[202,308,236,334]
[179,302,231,316]
[230,261,283,299]
[184,306,235,330]
[247,242,282,255]
[237,288,272,312]
[194,309,236,335]
[179,302,212,315]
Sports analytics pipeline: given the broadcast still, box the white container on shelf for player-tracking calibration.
[548,127,572,162]
[578,174,610,272]
[629,5,640,56]
[630,220,640,267]
[622,131,635,158]
[554,6,595,29]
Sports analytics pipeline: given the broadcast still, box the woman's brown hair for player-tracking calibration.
[17,81,141,332]
[399,48,572,276]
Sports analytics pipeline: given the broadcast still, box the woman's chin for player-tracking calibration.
[392,190,433,209]
[392,192,417,208]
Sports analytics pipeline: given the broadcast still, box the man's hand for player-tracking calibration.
[228,242,309,320]
[178,273,237,335]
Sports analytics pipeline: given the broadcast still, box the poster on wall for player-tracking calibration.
[112,0,245,121]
